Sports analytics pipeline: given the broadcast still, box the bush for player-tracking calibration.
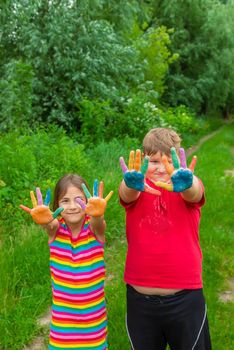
[78,93,204,144]
[0,125,88,225]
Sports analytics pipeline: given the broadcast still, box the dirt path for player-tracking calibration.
[22,310,50,350]
[219,278,234,303]
[186,127,224,157]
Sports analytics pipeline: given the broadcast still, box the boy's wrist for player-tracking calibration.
[119,180,140,203]
[181,176,203,202]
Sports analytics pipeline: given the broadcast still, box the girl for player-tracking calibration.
[20,174,113,350]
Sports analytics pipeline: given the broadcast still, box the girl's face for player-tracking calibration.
[58,185,86,227]
[146,151,172,183]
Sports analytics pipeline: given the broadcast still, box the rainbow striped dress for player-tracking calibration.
[48,216,107,350]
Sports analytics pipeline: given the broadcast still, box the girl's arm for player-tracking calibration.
[90,216,106,243]
[78,180,113,243]
[41,219,59,240]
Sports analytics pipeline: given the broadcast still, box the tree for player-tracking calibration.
[0,0,144,130]
[144,0,234,116]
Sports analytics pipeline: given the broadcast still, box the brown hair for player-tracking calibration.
[52,174,89,211]
[143,128,181,156]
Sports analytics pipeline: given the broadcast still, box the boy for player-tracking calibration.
[119,128,212,350]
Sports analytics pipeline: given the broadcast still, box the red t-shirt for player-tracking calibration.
[120,179,205,289]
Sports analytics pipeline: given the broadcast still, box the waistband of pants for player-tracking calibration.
[126,284,201,298]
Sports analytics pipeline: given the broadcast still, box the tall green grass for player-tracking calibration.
[194,124,234,348]
[0,225,51,349]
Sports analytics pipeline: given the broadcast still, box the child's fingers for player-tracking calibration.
[128,151,134,170]
[36,187,43,205]
[20,204,31,213]
[162,155,174,175]
[30,191,37,208]
[53,207,64,219]
[155,181,173,191]
[82,183,92,199]
[179,148,187,169]
[44,189,51,206]
[76,198,86,210]
[188,156,197,173]
[104,190,114,202]
[93,179,98,197]
[171,147,180,170]
[134,149,141,172]
[141,156,149,175]
[99,181,104,198]
[119,157,128,174]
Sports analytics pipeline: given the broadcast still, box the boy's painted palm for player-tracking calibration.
[76,180,113,217]
[120,150,161,195]
[155,148,197,192]
[20,188,63,225]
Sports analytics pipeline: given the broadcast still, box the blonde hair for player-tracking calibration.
[143,128,181,156]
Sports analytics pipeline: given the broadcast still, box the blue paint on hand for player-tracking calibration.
[171,169,193,192]
[124,171,145,191]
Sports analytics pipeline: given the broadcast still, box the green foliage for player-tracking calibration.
[92,0,142,33]
[78,98,117,144]
[148,0,234,116]
[159,105,199,134]
[0,125,88,224]
[200,1,234,115]
[0,225,51,350]
[135,25,179,97]
[78,94,204,144]
[0,0,144,130]
[0,60,33,131]
[1,0,233,132]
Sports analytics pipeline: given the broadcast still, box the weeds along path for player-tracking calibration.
[21,123,234,350]
[186,126,225,157]
[187,122,234,304]
[22,310,50,350]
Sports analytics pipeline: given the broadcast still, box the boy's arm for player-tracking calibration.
[118,179,140,203]
[181,175,203,203]
[155,148,203,203]
[119,150,160,203]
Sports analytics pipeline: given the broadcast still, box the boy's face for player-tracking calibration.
[145,151,172,183]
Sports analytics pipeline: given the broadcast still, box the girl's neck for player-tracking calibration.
[67,219,84,238]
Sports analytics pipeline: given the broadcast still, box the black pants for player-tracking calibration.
[126,285,212,350]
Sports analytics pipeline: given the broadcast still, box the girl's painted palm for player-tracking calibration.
[120,150,161,195]
[76,180,113,217]
[155,148,197,192]
[20,188,63,225]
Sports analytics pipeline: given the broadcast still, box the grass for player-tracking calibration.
[0,122,233,349]
[194,124,234,348]
[0,224,51,349]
